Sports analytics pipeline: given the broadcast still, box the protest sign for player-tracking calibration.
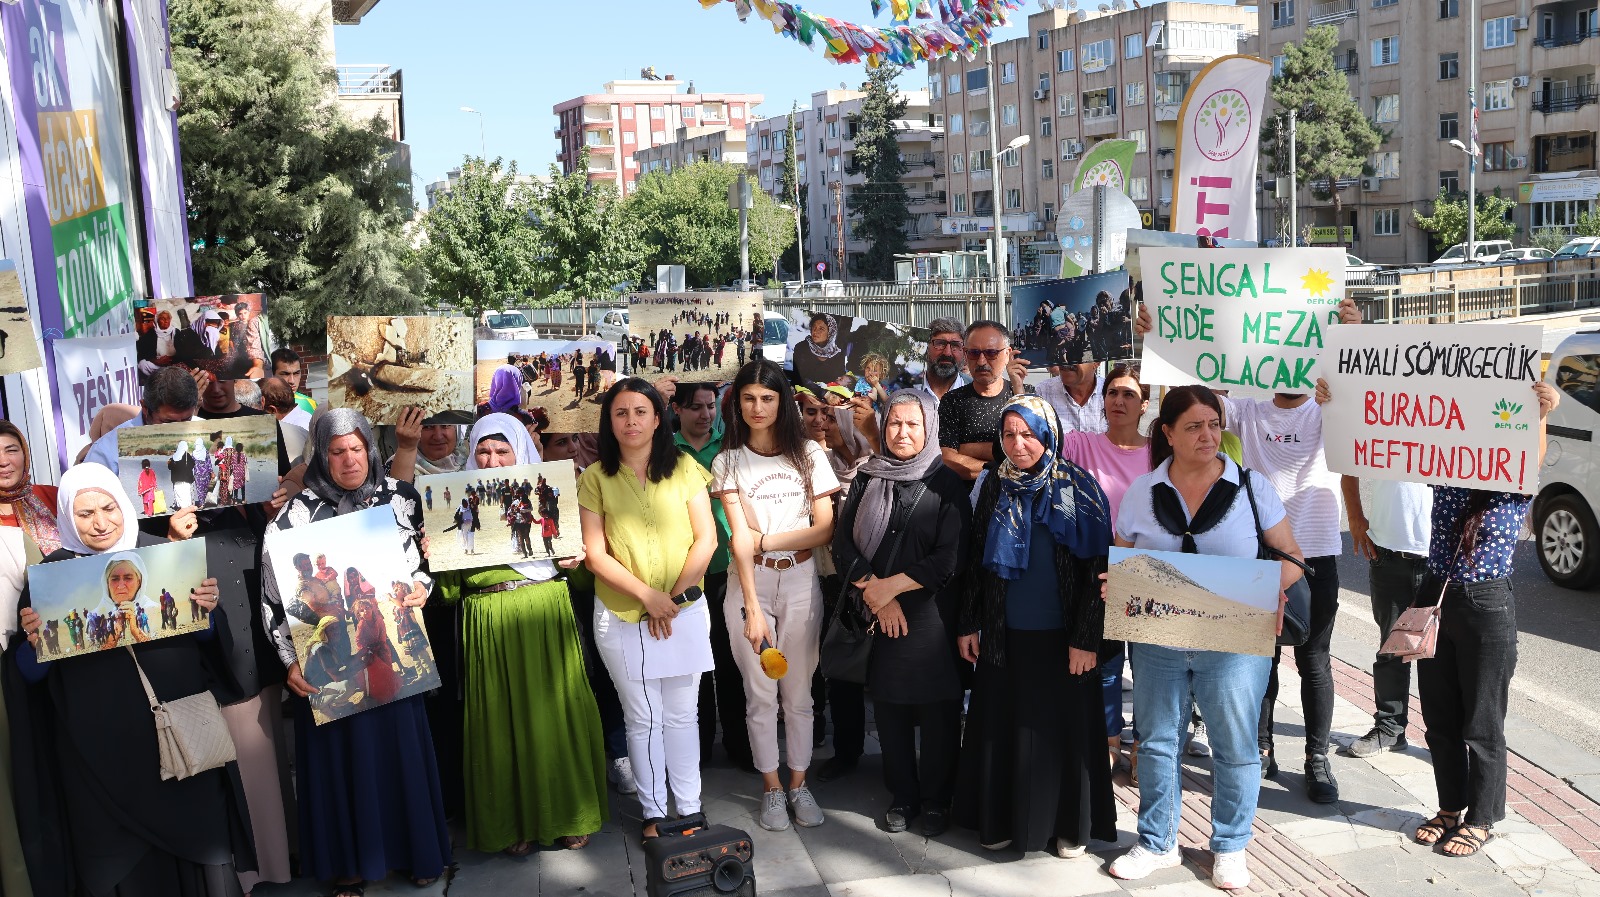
[780,309,930,397]
[419,461,580,572]
[1105,547,1280,658]
[327,316,475,425]
[264,505,442,725]
[629,292,764,382]
[0,262,43,376]
[26,539,210,662]
[133,294,272,383]
[116,417,280,517]
[475,339,617,434]
[1010,271,1134,369]
[1322,323,1544,495]
[50,333,141,464]
[1137,247,1346,396]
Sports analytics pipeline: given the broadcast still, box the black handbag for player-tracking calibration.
[820,480,928,684]
[1240,470,1314,648]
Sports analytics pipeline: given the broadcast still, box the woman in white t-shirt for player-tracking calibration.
[712,360,841,832]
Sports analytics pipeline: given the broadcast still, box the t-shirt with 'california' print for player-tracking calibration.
[710,441,840,557]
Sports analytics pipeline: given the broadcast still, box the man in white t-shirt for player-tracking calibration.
[1342,477,1433,758]
[1035,363,1107,434]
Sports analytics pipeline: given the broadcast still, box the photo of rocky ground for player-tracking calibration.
[327,316,474,425]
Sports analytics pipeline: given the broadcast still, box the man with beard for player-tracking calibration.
[937,321,1029,481]
[1036,362,1107,434]
[905,317,970,402]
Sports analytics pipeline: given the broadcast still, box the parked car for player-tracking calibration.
[1431,240,1515,265]
[761,310,789,364]
[1535,318,1600,589]
[594,309,629,343]
[1495,248,1555,263]
[1555,237,1600,259]
[1345,253,1381,277]
[476,310,539,341]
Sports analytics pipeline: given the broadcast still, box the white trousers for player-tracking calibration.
[593,602,703,820]
[459,528,474,553]
[724,558,823,774]
[173,482,194,509]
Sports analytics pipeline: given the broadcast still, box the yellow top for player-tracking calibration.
[577,455,713,624]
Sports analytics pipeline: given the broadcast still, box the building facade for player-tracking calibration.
[633,125,750,174]
[928,2,1256,275]
[747,88,955,279]
[1258,0,1599,265]
[553,76,762,197]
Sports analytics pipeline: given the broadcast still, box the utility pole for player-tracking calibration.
[1465,0,1479,263]
[834,178,845,283]
[738,172,750,289]
[987,42,1006,317]
[1288,108,1298,246]
[792,102,806,286]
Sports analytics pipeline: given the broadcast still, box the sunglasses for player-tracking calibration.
[964,348,1006,361]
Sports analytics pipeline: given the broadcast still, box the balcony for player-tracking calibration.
[1155,102,1181,122]
[1533,88,1599,113]
[908,191,948,205]
[335,65,404,141]
[1308,0,1358,25]
[1333,57,1359,75]
[581,104,613,124]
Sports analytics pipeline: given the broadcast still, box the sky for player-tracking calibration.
[331,0,1246,194]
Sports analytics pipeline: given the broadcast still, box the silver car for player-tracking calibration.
[1536,318,1600,589]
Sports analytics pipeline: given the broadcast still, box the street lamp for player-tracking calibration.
[460,105,486,159]
[992,134,1031,314]
[1449,137,1481,261]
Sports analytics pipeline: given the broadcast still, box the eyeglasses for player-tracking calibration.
[965,348,1006,361]
[929,338,964,351]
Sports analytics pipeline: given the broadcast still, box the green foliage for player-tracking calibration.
[416,157,541,317]
[1412,188,1517,249]
[1531,227,1573,254]
[778,111,809,278]
[531,152,647,304]
[848,67,912,280]
[1261,24,1386,246]
[1575,210,1600,238]
[623,162,793,288]
[170,0,419,341]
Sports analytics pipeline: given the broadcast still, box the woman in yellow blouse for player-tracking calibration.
[579,378,718,841]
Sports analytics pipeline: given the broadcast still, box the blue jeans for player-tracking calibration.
[1130,644,1271,855]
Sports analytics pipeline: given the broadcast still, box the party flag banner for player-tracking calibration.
[699,0,1022,68]
[1171,55,1271,242]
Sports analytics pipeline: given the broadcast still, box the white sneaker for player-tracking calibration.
[1212,851,1250,890]
[1109,844,1182,880]
[788,785,825,827]
[1053,837,1087,858]
[609,757,636,795]
[759,788,792,831]
[1188,721,1212,757]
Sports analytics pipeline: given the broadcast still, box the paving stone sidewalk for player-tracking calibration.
[255,649,1600,897]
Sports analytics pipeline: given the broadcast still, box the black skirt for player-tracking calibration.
[954,628,1117,852]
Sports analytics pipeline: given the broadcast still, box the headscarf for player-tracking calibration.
[487,365,524,414]
[224,436,234,450]
[465,413,549,579]
[0,421,61,555]
[152,314,178,357]
[416,424,466,476]
[852,390,941,560]
[304,408,385,515]
[194,439,211,464]
[193,308,222,352]
[102,550,150,606]
[171,440,191,462]
[982,394,1111,580]
[55,463,140,555]
[804,314,842,360]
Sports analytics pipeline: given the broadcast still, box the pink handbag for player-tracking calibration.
[1379,603,1441,662]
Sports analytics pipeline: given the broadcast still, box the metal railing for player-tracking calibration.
[1349,265,1600,324]
[1532,89,1599,114]
[1309,0,1359,24]
[1533,29,1593,48]
[335,64,400,96]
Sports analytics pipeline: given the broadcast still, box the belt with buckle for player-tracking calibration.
[757,549,813,571]
[477,577,545,595]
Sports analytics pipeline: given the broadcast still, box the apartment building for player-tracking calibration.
[928,2,1256,275]
[633,125,750,174]
[1259,0,1599,265]
[553,77,762,197]
[746,88,955,278]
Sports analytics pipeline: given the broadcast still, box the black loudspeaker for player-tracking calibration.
[643,813,756,897]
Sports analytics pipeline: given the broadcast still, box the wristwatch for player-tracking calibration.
[671,586,704,606]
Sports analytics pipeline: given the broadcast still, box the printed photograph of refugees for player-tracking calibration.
[417,460,580,573]
[24,539,211,662]
[115,417,279,517]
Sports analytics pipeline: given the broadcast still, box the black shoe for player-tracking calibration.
[884,806,915,833]
[817,756,858,782]
[921,807,950,837]
[1346,727,1408,758]
[1261,748,1279,780]
[1305,753,1339,803]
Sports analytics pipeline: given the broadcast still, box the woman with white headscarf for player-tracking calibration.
[7,463,246,897]
[169,440,196,508]
[385,406,467,483]
[261,409,449,896]
[434,413,607,854]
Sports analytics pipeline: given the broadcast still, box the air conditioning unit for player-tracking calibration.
[1362,176,1382,191]
[1512,16,1528,29]
[1508,155,1528,169]
[1064,151,1081,160]
[1070,140,1085,153]
[1512,75,1531,88]
[1033,88,1050,100]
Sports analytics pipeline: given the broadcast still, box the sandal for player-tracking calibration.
[641,816,666,846]
[1438,825,1493,858]
[558,834,591,850]
[331,884,365,897]
[503,840,535,857]
[410,876,438,888]
[1414,810,1461,846]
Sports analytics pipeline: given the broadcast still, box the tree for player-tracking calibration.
[778,111,809,279]
[416,157,541,317]
[1531,227,1573,254]
[1412,188,1517,250]
[530,152,647,305]
[1261,25,1386,249]
[848,67,913,280]
[625,162,794,288]
[170,0,419,340]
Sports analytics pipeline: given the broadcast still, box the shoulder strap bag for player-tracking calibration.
[820,480,929,684]
[126,647,237,781]
[1240,469,1314,648]
[1378,538,1460,663]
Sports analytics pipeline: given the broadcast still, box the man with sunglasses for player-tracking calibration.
[938,320,1029,481]
[907,317,971,401]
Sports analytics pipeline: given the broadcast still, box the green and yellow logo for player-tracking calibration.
[1491,399,1528,430]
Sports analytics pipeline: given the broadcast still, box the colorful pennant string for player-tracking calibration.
[699,0,1021,68]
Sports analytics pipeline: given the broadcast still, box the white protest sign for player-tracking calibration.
[1138,247,1346,396]
[50,334,141,463]
[1322,323,1543,495]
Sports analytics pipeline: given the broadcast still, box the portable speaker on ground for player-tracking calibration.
[643,813,756,897]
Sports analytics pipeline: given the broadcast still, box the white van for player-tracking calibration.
[594,309,629,342]
[761,310,789,364]
[1431,240,1515,265]
[1535,318,1600,589]
[477,310,539,341]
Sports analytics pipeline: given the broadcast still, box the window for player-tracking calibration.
[1128,129,1147,153]
[829,155,840,172]
[683,105,698,119]
[1044,203,1054,222]
[1373,0,1397,6]
[827,121,838,138]
[1439,170,1460,193]
[1058,49,1075,72]
[1002,104,1017,126]
[774,132,786,150]
[1001,62,1017,84]
[1005,188,1022,210]
[1438,112,1459,140]
[760,134,771,151]
[1484,16,1516,49]
[1126,82,1146,106]
[1125,34,1144,58]
[951,152,964,173]
[1128,176,1150,201]
[1042,158,1054,179]
[1483,79,1513,111]
[623,132,634,144]
[970,112,990,136]
[1374,94,1400,123]
[1371,37,1399,66]
[1039,74,1051,93]
[621,106,634,119]
[1273,54,1287,77]
[1271,1,1295,27]
[1081,39,1113,69]
[1083,87,1115,116]
[1003,149,1020,168]
[1555,355,1600,415]
[967,68,989,92]
[651,130,666,143]
[930,77,942,100]
[1438,0,1458,17]
[1439,52,1459,80]
[1374,151,1400,179]
[650,107,664,119]
[970,149,992,171]
[948,73,961,94]
[1154,71,1190,105]
[1533,199,1597,231]
[1482,141,1513,171]
[1040,116,1053,137]
[1059,94,1076,116]
[950,113,963,134]
[972,190,993,214]
[954,192,967,213]
[1373,208,1401,236]
[1037,29,1051,50]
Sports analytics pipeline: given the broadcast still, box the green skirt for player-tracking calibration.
[459,572,609,851]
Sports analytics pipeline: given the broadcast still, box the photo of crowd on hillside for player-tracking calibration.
[628,292,764,382]
[1010,271,1135,368]
[133,293,272,383]
[25,540,211,662]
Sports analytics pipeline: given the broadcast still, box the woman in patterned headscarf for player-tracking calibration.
[795,312,848,389]
[953,394,1118,860]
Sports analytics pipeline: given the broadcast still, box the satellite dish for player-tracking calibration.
[1054,0,1065,8]
[1039,0,1050,10]
[1068,0,1078,7]
[1113,0,1127,9]
[1098,3,1111,11]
